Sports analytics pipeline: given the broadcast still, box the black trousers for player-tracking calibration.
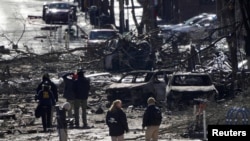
[41,105,52,131]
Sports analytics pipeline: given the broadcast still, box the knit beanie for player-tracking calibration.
[147,97,156,105]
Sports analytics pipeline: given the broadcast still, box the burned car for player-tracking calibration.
[42,1,77,24]
[106,70,173,106]
[166,72,218,110]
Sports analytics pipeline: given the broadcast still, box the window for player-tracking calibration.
[121,75,134,83]
[49,3,70,9]
[172,75,212,86]
[89,31,117,40]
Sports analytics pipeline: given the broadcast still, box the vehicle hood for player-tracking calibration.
[170,85,216,92]
[172,25,198,33]
[107,82,147,89]
[159,23,183,31]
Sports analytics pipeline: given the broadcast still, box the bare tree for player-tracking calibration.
[216,0,238,92]
[239,0,250,68]
[109,0,115,25]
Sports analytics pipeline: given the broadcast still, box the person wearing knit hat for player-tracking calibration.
[147,97,156,105]
[142,97,162,141]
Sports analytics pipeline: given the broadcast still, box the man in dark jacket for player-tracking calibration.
[73,69,90,128]
[142,97,162,141]
[62,72,77,126]
[36,81,56,132]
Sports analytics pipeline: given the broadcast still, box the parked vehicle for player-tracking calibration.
[166,72,218,110]
[85,28,118,56]
[42,1,77,24]
[172,14,218,43]
[106,69,173,107]
[158,13,216,42]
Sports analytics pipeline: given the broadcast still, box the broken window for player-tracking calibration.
[172,75,212,86]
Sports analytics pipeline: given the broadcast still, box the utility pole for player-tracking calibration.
[150,0,157,30]
[66,0,72,49]
[125,0,129,31]
[119,0,125,34]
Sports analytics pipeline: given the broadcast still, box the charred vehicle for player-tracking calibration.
[42,1,77,24]
[166,72,218,110]
[106,70,173,106]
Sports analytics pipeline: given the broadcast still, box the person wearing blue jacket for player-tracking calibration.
[36,81,56,132]
[142,97,162,141]
[106,99,129,141]
[73,69,90,128]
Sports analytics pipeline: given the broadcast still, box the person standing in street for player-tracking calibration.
[62,72,77,127]
[36,73,58,128]
[35,81,56,132]
[106,99,129,141]
[73,69,90,128]
[36,73,58,102]
[142,97,162,141]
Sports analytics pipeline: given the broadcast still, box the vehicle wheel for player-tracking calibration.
[167,98,178,111]
[45,16,51,24]
[167,94,182,111]
[45,19,51,24]
[73,16,77,22]
[42,6,46,20]
[206,92,216,102]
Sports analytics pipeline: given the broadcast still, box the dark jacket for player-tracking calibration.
[74,76,90,100]
[106,109,129,136]
[36,78,58,102]
[37,89,56,106]
[62,73,75,100]
[142,104,162,128]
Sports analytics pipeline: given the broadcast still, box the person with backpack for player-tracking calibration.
[106,99,129,141]
[36,73,58,102]
[142,97,162,141]
[36,73,58,128]
[35,81,56,132]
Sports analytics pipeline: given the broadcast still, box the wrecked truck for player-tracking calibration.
[106,70,173,106]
